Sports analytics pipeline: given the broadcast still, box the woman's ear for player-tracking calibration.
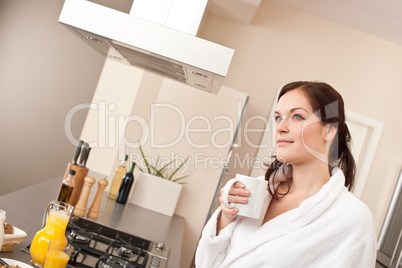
[325,124,337,142]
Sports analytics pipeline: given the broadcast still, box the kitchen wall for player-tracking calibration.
[0,0,104,196]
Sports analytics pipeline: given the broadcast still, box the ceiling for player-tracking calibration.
[208,0,402,46]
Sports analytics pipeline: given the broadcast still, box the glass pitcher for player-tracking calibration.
[30,201,74,267]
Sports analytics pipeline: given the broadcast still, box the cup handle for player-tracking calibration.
[222,178,240,208]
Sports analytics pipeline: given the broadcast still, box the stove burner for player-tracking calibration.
[117,246,135,258]
[68,229,93,244]
[96,255,135,268]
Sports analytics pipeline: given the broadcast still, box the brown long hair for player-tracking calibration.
[265,81,356,199]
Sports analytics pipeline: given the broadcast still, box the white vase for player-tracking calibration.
[129,172,183,217]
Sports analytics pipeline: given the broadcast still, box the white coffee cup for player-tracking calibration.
[222,174,268,219]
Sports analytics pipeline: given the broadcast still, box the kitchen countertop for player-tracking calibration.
[0,172,184,267]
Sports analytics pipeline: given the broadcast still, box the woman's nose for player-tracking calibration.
[276,118,289,133]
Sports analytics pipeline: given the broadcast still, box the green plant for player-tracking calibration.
[137,145,190,184]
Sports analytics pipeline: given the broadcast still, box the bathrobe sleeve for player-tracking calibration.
[195,207,240,268]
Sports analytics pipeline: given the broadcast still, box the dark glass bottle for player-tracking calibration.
[57,169,75,203]
[116,162,136,204]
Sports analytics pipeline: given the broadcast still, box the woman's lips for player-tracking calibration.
[277,139,294,146]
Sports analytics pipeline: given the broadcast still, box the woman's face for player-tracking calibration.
[274,89,329,165]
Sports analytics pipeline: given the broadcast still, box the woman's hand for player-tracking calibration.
[216,181,250,234]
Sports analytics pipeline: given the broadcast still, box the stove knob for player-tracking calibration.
[155,242,165,250]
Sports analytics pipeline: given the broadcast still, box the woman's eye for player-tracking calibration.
[293,114,304,120]
[274,115,283,123]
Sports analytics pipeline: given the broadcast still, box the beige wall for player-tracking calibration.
[199,0,402,242]
[0,0,104,196]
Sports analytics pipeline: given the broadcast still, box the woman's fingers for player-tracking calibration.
[218,180,253,219]
[220,182,250,197]
[218,181,250,217]
[218,181,251,224]
[220,194,249,204]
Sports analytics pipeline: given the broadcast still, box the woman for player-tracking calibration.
[195,81,377,267]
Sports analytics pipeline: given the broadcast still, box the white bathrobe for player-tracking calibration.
[195,168,377,268]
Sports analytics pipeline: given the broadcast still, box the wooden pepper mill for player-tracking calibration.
[87,178,109,218]
[73,176,96,217]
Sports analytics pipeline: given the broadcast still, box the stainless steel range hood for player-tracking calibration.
[58,0,234,94]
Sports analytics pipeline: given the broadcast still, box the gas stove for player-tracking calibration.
[66,217,169,268]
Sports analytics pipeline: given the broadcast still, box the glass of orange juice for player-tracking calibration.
[43,241,73,268]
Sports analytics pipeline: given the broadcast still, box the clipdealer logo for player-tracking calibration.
[63,100,276,170]
[64,101,276,150]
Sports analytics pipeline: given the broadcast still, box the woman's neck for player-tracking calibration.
[288,160,331,197]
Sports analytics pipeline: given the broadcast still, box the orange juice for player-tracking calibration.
[44,249,70,268]
[30,210,69,266]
